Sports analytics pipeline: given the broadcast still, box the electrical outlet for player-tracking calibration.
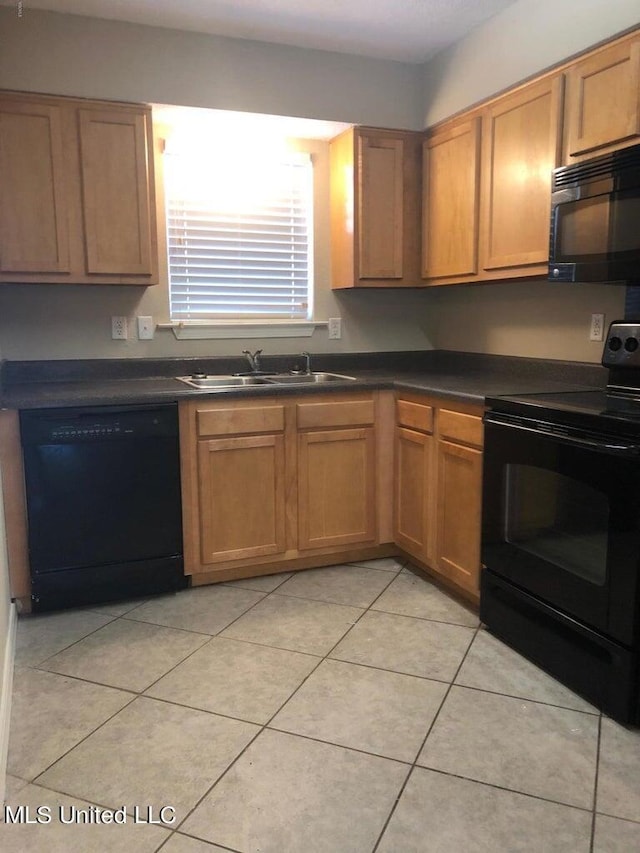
[111,316,128,340]
[137,315,154,340]
[328,317,342,340]
[589,313,605,342]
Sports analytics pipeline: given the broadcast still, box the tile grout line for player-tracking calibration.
[120,582,285,696]
[13,560,467,808]
[593,809,640,827]
[438,680,601,718]
[20,562,447,747]
[12,559,614,850]
[160,558,409,842]
[10,592,268,818]
[371,620,482,852]
[589,713,603,853]
[252,558,408,729]
[118,588,269,638]
[25,691,140,792]
[134,560,398,699]
[16,611,122,669]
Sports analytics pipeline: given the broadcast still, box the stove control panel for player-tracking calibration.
[602,322,640,368]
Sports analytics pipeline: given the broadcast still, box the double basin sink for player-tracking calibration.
[176,372,357,390]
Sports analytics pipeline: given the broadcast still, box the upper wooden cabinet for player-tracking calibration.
[0,91,157,285]
[563,34,640,162]
[421,28,640,288]
[422,116,481,282]
[78,108,155,277]
[422,75,563,286]
[330,126,422,288]
[0,99,70,275]
[480,74,563,275]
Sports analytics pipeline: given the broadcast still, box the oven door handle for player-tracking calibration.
[484,412,640,456]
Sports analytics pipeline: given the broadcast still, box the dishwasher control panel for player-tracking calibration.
[20,404,178,445]
[50,423,126,440]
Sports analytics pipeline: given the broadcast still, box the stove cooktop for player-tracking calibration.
[485,389,640,442]
[486,321,640,431]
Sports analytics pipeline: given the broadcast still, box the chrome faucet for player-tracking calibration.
[242,349,263,373]
[301,351,312,375]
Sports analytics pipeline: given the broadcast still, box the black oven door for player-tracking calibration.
[482,412,640,646]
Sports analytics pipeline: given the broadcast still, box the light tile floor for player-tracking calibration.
[2,558,640,852]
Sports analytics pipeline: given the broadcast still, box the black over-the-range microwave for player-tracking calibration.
[549,141,640,283]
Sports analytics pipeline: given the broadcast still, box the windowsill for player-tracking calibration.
[156,321,326,340]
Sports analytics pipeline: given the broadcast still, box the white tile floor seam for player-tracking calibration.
[368,615,482,852]
[3,558,640,853]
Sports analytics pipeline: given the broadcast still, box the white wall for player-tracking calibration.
[421,0,639,362]
[423,0,640,126]
[0,9,424,129]
[427,280,625,361]
[0,461,16,810]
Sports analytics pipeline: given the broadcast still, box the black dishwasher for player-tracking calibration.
[20,403,186,612]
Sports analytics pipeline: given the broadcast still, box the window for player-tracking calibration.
[165,150,313,322]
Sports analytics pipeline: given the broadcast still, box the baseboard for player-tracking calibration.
[0,603,17,808]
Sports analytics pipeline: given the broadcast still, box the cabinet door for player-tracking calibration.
[197,433,286,565]
[78,108,154,276]
[0,99,70,274]
[357,132,404,279]
[564,37,640,161]
[481,75,563,272]
[395,427,433,563]
[436,439,483,594]
[422,117,481,281]
[298,427,376,550]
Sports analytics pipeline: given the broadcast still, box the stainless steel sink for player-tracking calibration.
[176,375,272,389]
[176,371,357,390]
[264,372,357,384]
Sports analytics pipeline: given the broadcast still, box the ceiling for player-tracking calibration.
[6,0,518,63]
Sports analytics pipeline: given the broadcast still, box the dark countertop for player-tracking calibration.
[0,350,607,410]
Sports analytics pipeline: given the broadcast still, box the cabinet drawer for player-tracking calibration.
[396,399,434,434]
[296,399,375,429]
[196,405,285,438]
[438,409,483,448]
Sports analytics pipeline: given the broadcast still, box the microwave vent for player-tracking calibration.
[553,142,640,189]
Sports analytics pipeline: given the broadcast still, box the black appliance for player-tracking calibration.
[21,403,186,612]
[481,322,640,723]
[549,142,640,283]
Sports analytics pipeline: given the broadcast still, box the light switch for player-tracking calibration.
[137,316,155,340]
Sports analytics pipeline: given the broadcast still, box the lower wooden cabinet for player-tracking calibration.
[298,427,376,551]
[179,388,482,594]
[395,399,435,563]
[197,432,287,564]
[395,394,484,598]
[436,438,483,593]
[179,392,382,578]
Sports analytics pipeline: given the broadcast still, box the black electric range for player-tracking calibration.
[481,322,640,724]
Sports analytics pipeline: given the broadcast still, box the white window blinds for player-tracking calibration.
[165,151,313,321]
